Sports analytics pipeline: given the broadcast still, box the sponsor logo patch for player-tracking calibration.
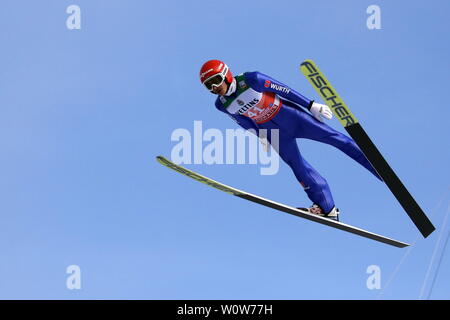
[269,83,290,94]
[237,92,282,124]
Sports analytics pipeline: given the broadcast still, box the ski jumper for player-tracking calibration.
[215,72,381,213]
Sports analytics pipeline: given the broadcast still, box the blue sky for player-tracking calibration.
[0,0,449,299]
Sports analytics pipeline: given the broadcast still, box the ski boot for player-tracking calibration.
[298,204,340,221]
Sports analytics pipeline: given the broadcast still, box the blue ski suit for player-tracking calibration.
[215,71,381,213]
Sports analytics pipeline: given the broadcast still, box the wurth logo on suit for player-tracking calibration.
[264,80,291,94]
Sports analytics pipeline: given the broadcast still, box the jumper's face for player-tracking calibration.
[211,81,228,95]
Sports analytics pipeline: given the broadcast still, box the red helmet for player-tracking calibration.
[199,59,233,91]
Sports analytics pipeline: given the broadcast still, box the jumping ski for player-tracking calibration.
[156,155,409,248]
[300,59,435,238]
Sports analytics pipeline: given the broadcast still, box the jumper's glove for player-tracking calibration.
[310,102,333,122]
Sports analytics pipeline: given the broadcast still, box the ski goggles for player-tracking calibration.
[203,74,225,91]
[202,66,229,91]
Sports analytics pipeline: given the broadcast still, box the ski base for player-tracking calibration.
[156,156,409,248]
[300,59,435,238]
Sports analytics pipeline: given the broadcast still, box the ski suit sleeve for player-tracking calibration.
[215,99,260,136]
[245,71,314,110]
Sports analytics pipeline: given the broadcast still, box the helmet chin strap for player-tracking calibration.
[224,78,237,96]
